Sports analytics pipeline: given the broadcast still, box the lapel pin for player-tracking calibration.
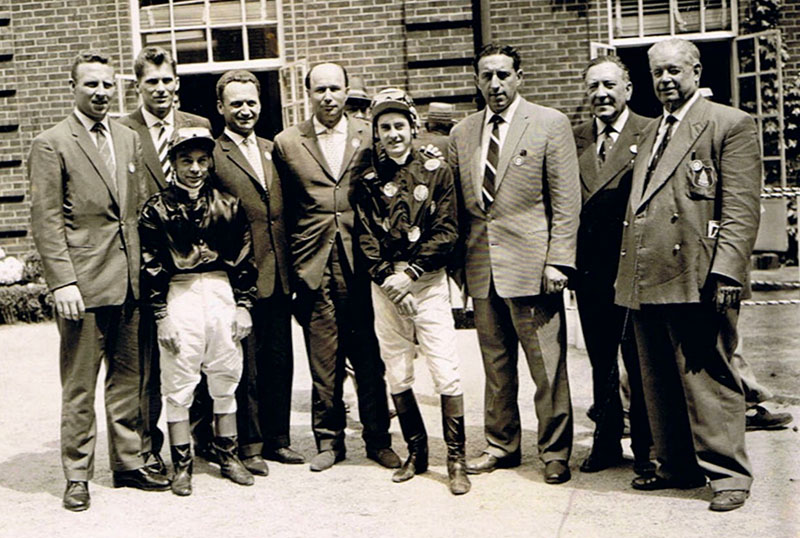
[691,159,703,172]
[513,156,523,166]
[351,138,360,149]
[128,162,136,173]
[264,151,272,161]
[629,144,637,155]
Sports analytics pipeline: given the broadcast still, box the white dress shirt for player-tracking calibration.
[595,106,630,156]
[314,115,348,178]
[74,108,116,171]
[225,127,266,188]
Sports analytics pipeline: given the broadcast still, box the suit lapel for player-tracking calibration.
[494,101,530,192]
[638,99,709,210]
[299,119,336,181]
[110,121,129,215]
[257,138,275,191]
[461,113,484,212]
[574,121,600,197]
[339,117,364,181]
[219,134,266,195]
[69,114,119,205]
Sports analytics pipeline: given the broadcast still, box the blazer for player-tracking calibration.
[273,115,373,290]
[615,96,762,309]
[448,97,581,299]
[29,113,144,308]
[118,107,211,199]
[573,110,650,289]
[213,133,291,299]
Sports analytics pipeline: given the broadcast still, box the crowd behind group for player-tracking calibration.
[27,37,794,514]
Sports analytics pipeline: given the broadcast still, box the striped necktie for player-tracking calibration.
[155,121,171,181]
[482,114,503,208]
[92,122,116,180]
[643,115,677,192]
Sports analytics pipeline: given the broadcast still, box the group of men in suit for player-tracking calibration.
[29,36,769,513]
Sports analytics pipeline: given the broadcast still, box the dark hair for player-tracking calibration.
[133,46,177,80]
[70,51,111,81]
[581,55,631,83]
[473,44,521,73]
[216,70,261,101]
[304,63,349,90]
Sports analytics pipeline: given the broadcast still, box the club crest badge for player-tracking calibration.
[382,182,398,197]
[688,159,715,189]
[424,158,440,171]
[413,184,429,202]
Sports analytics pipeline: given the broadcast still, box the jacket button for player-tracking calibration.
[620,249,626,257]
[673,243,681,252]
[671,212,679,222]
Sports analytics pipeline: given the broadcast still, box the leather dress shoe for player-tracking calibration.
[466,452,521,475]
[144,452,168,475]
[631,473,706,491]
[544,460,571,484]
[709,489,749,512]
[309,450,345,472]
[366,447,401,469]
[746,405,793,431]
[112,468,171,491]
[579,451,624,473]
[264,447,305,464]
[241,455,269,476]
[63,480,90,512]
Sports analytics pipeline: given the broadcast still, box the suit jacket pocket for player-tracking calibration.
[686,160,717,200]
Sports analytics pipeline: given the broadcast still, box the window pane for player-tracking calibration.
[143,31,172,49]
[175,29,208,64]
[212,27,244,61]
[737,38,755,74]
[764,159,781,186]
[763,118,781,157]
[173,0,206,27]
[761,73,780,115]
[245,0,277,21]
[247,25,278,59]
[738,76,757,114]
[140,1,170,31]
[210,0,242,25]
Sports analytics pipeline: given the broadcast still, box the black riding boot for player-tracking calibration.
[391,389,428,483]
[442,394,471,495]
[169,444,193,496]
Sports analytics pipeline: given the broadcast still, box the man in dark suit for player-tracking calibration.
[212,69,305,473]
[448,44,580,484]
[615,38,760,512]
[29,51,170,512]
[273,62,399,472]
[572,56,653,476]
[119,46,211,475]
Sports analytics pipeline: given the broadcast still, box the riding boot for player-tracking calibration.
[167,421,192,496]
[391,389,428,483]
[213,413,254,486]
[442,394,471,495]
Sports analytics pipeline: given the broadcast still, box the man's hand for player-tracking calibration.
[713,275,743,313]
[381,272,414,302]
[396,294,418,317]
[232,306,252,341]
[156,316,181,355]
[53,284,85,321]
[542,265,569,294]
[419,144,444,160]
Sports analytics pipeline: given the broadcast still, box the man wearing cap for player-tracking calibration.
[29,51,170,512]
[416,102,455,160]
[273,62,399,472]
[344,76,371,121]
[212,69,305,472]
[354,88,470,495]
[119,45,211,477]
[139,126,258,495]
[448,44,580,484]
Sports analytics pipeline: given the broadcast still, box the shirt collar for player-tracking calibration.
[389,149,412,165]
[313,115,348,136]
[142,106,174,129]
[662,90,700,124]
[483,94,521,129]
[224,127,256,147]
[595,106,629,137]
[74,108,110,133]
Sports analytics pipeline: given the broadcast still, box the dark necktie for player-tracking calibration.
[482,114,503,208]
[643,115,677,192]
[598,124,615,164]
[92,122,116,180]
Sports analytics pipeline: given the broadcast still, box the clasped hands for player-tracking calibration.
[381,271,417,316]
[157,306,252,355]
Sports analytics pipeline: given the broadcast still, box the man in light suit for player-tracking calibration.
[213,69,305,473]
[29,51,170,512]
[572,56,653,476]
[615,38,760,512]
[273,62,399,472]
[448,44,580,484]
[119,45,211,476]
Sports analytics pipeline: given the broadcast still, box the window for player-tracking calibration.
[132,0,282,72]
[608,0,738,44]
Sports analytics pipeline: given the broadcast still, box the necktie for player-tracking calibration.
[598,124,615,164]
[242,137,266,188]
[482,114,503,208]
[92,122,116,180]
[319,128,343,179]
[155,121,171,181]
[643,115,677,192]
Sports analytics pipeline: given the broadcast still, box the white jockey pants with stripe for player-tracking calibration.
[371,267,462,396]
[159,271,243,422]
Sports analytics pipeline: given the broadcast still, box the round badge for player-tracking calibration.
[128,162,136,173]
[264,151,272,161]
[629,144,638,155]
[413,184,429,202]
[382,182,398,197]
[408,226,421,243]
[424,158,441,171]
[691,160,704,172]
[513,156,523,166]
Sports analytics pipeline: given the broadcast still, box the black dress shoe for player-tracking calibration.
[631,473,706,491]
[241,455,269,476]
[63,480,90,512]
[466,451,521,474]
[544,460,571,484]
[579,451,624,473]
[264,447,305,464]
[366,447,401,469]
[746,405,793,431]
[112,468,171,491]
[144,452,168,475]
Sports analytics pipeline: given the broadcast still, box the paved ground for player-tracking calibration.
[0,283,798,538]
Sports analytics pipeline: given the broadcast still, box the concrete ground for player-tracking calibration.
[0,283,798,538]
